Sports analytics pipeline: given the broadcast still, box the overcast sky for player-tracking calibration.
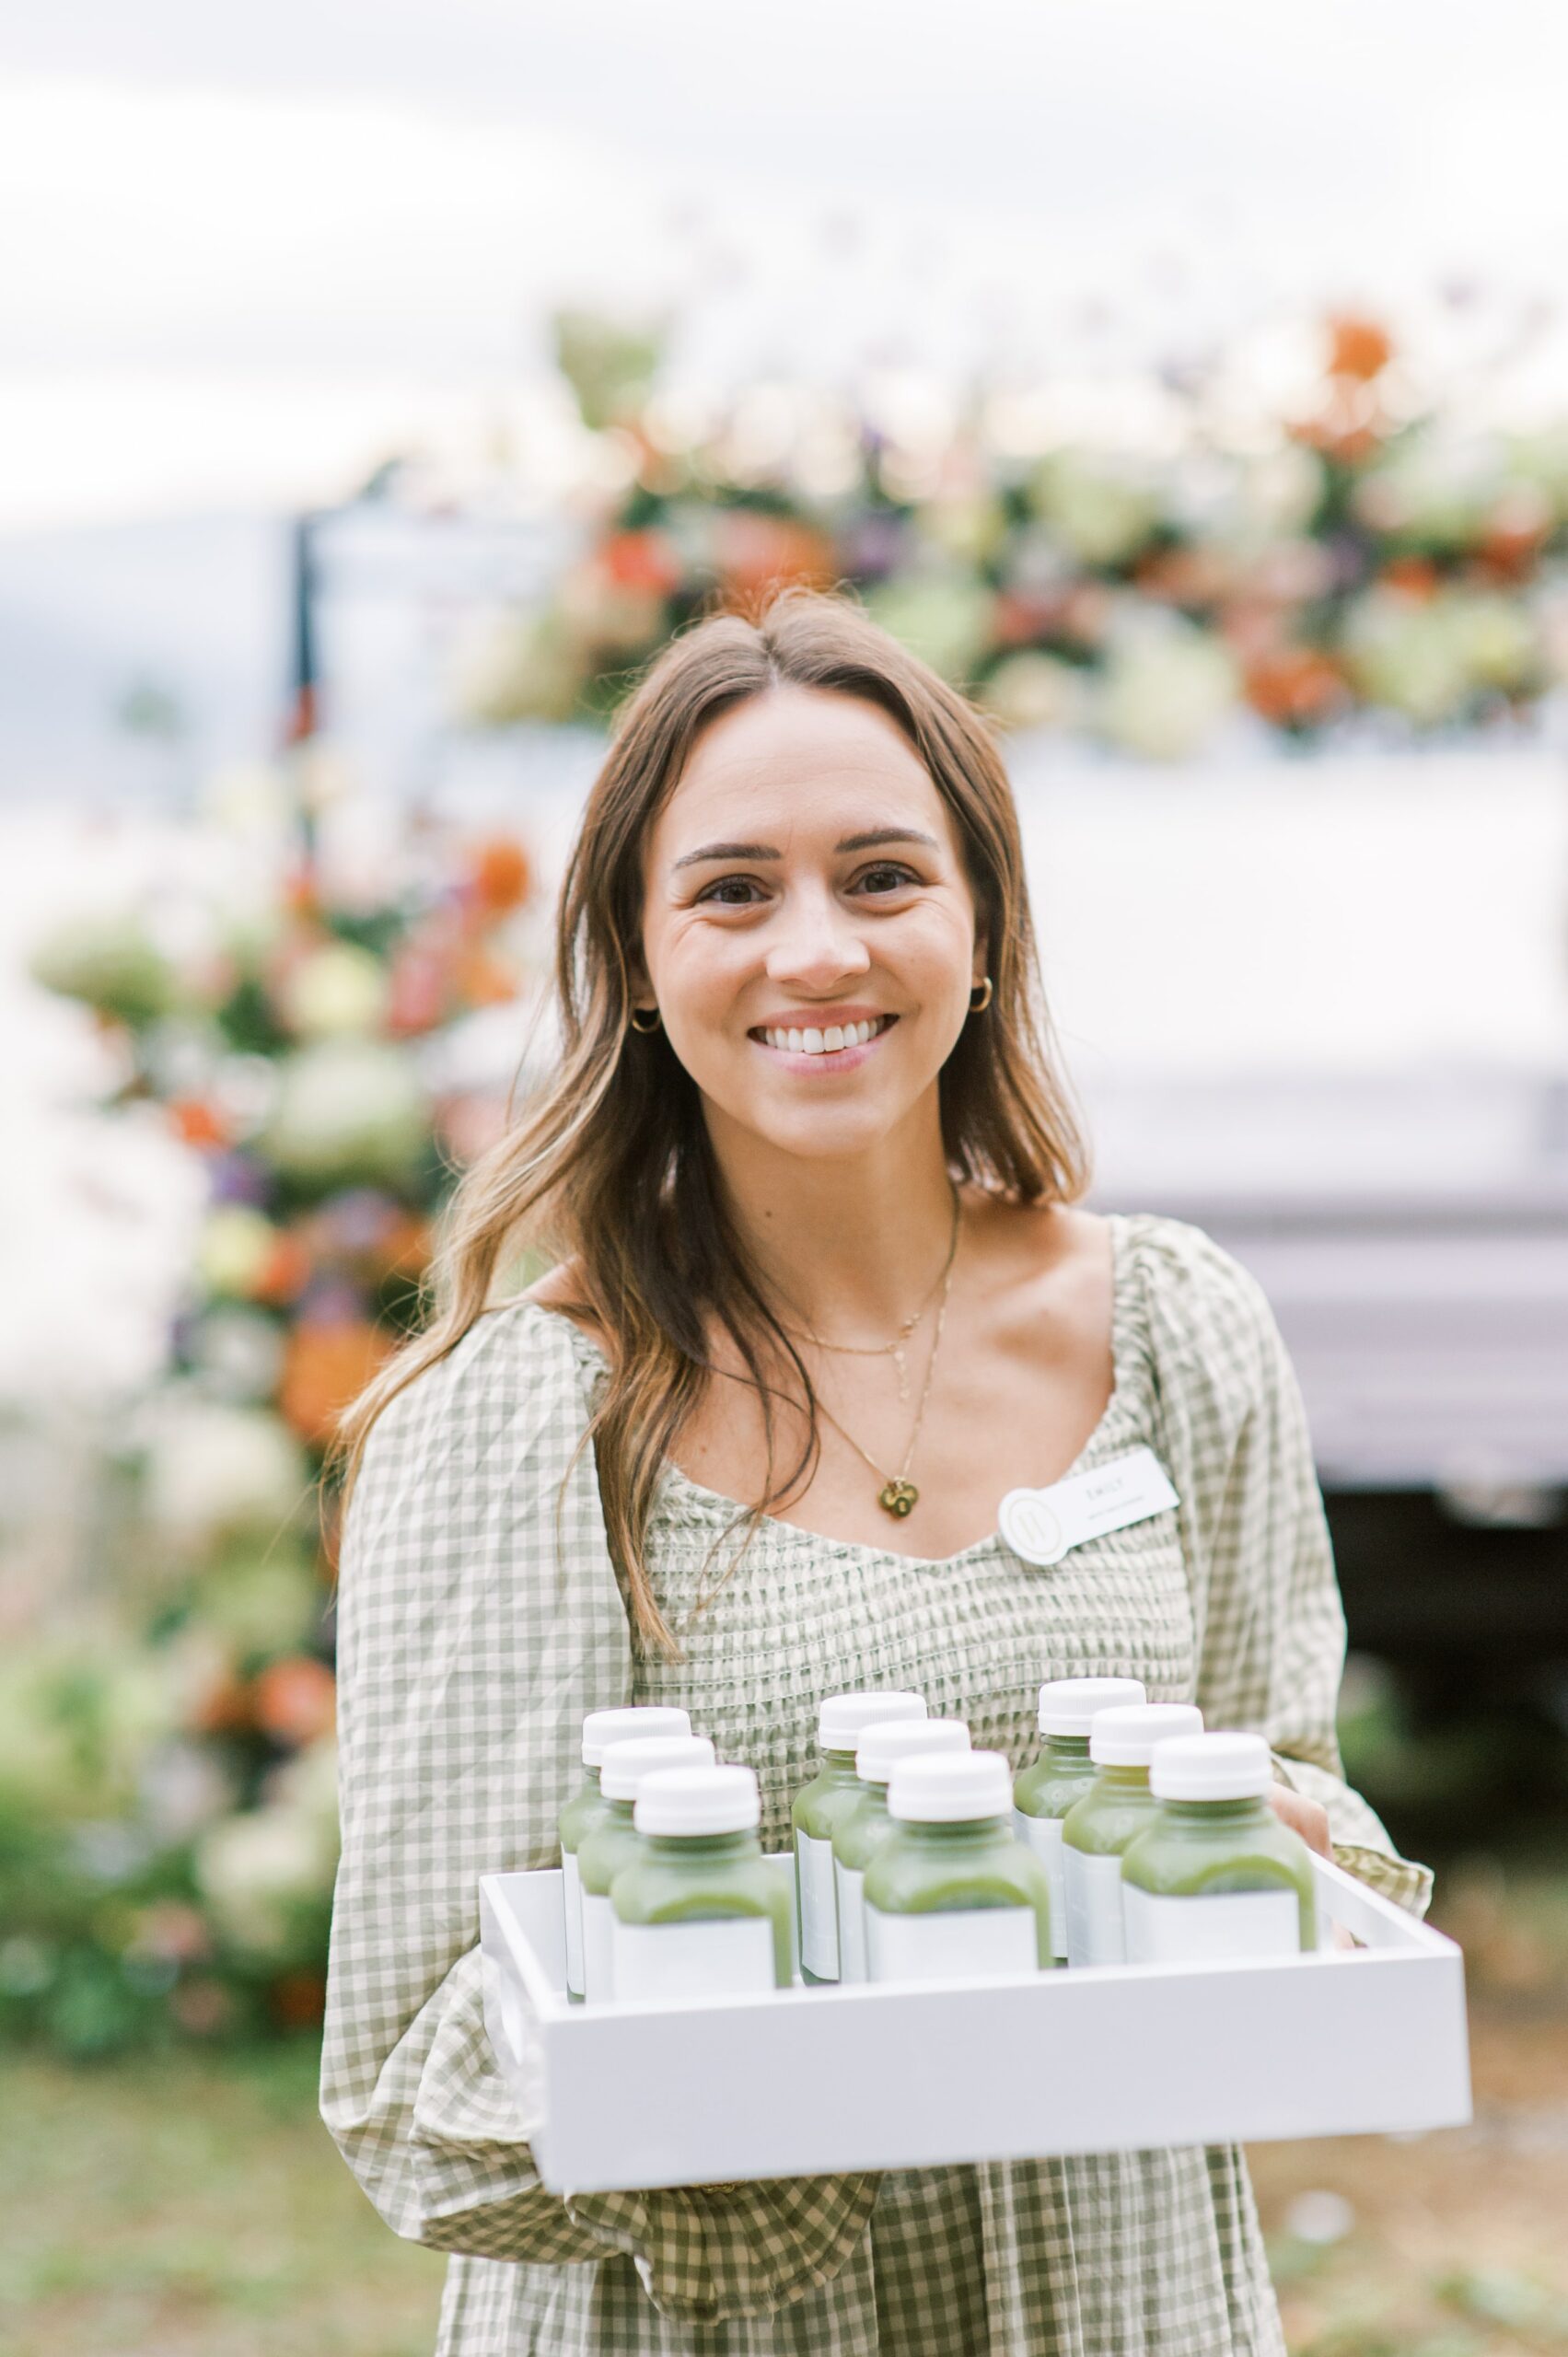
[4,0,1567,529]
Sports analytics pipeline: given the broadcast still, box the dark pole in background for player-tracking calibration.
[283,509,320,873]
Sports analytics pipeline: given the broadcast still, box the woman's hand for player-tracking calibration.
[1267,1782,1332,1859]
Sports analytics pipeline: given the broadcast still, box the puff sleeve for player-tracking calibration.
[318,1302,878,2322]
[1132,1216,1433,1917]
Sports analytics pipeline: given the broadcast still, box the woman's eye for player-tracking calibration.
[696,876,766,906]
[855,863,918,894]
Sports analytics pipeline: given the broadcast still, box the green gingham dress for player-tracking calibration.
[320,1211,1432,2356]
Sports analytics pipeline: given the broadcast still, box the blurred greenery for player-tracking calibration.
[0,2044,445,2357]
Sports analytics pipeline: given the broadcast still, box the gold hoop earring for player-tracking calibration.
[969,976,993,1013]
[629,1004,663,1034]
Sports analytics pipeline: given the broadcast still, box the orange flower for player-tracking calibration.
[1381,555,1440,599]
[470,838,532,913]
[191,1666,253,1736]
[255,1232,312,1306]
[377,1213,432,1281]
[993,588,1066,646]
[711,510,838,598]
[278,1319,392,1446]
[269,1968,328,2027]
[600,528,685,597]
[251,1654,337,1744]
[1243,647,1349,726]
[455,946,517,1007]
[169,1098,230,1150]
[1327,314,1394,381]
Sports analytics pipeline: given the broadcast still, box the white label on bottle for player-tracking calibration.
[580,1888,615,2001]
[797,1831,840,1979]
[1064,1847,1128,1966]
[835,1858,867,1983]
[1014,1810,1069,1960]
[1123,1885,1302,1965]
[864,1902,1040,1983]
[563,1851,585,1996]
[610,1915,776,2002]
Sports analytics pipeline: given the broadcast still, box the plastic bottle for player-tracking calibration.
[1060,1701,1203,1966]
[1012,1677,1148,1961]
[610,1764,794,1999]
[834,1719,971,1983]
[558,1705,691,2001]
[862,1750,1053,1982]
[792,1690,926,1981]
[576,1734,716,1999]
[1121,1732,1318,1961]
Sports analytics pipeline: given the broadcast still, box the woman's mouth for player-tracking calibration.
[747,1013,898,1062]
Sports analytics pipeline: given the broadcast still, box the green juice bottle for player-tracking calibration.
[792,1690,926,1982]
[558,1705,691,2001]
[1121,1732,1318,1961]
[863,1750,1053,1982]
[834,1719,971,1984]
[576,1734,715,2001]
[1061,1701,1203,1966]
[1013,1677,1147,1963]
[610,1764,794,1999]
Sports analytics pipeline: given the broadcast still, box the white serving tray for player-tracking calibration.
[478,1853,1469,2193]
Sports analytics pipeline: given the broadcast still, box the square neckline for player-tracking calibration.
[543,1209,1137,1574]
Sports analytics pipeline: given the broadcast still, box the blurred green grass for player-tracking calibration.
[0,2040,444,2357]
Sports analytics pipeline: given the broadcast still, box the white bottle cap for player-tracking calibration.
[1089,1701,1204,1767]
[598,1734,715,1801]
[1150,1731,1274,1802]
[887,1748,1014,1824]
[581,1705,691,1766]
[634,1762,761,1838]
[856,1718,970,1785]
[1037,1676,1148,1736]
[817,1690,926,1751]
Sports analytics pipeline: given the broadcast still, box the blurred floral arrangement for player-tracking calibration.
[450,309,1568,758]
[4,780,537,2051]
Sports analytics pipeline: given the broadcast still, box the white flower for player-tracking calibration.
[980,652,1087,734]
[1096,621,1239,761]
[263,1039,427,1189]
[1035,451,1163,567]
[143,1400,308,1541]
[262,1734,339,1835]
[194,1805,339,1958]
[280,944,389,1039]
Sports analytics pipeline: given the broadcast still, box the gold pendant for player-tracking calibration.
[878,1478,918,1518]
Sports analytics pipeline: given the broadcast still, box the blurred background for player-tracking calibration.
[5,5,1568,2352]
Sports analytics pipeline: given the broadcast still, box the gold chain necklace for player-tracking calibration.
[803,1194,960,1519]
[773,1183,960,1406]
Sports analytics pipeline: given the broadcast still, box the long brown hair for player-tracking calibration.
[336,586,1089,1660]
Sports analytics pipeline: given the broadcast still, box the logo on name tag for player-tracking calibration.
[998,1491,1068,1565]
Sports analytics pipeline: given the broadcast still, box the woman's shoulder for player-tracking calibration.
[1113,1208,1286,1413]
[360,1286,597,1472]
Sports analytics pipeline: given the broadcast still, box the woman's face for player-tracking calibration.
[635,684,985,1164]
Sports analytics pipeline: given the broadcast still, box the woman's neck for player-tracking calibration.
[709,1112,961,1339]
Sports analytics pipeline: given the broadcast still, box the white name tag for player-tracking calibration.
[999,1446,1179,1568]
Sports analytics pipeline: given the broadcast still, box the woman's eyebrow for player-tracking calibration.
[672,826,939,871]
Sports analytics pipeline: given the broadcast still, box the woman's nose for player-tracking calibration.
[763,891,872,989]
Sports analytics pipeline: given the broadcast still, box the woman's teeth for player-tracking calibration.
[756,1016,890,1056]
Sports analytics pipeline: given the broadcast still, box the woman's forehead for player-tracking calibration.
[656,687,948,848]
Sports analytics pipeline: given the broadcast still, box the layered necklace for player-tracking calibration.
[772,1180,961,1520]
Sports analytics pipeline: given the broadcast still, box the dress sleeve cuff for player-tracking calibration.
[1271,1749,1434,1920]
[563,2173,883,2323]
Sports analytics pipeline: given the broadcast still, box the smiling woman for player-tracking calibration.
[321,586,1428,2357]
